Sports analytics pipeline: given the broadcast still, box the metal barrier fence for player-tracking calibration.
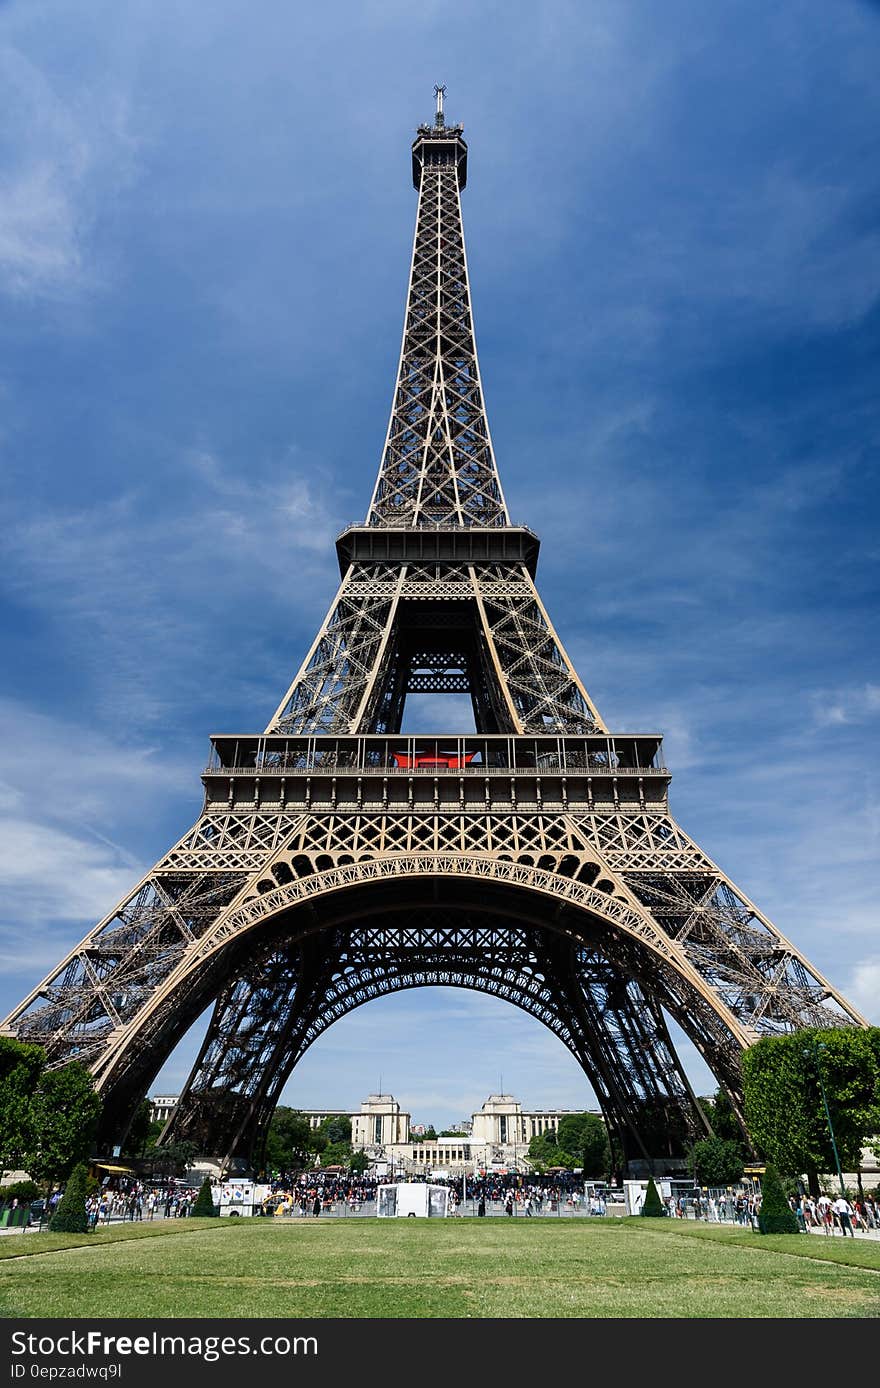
[264,1194,624,1219]
[0,1186,771,1229]
[657,1188,761,1227]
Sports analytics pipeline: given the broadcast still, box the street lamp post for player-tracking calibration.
[803,1040,846,1198]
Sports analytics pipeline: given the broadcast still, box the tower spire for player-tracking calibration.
[367,97,507,528]
[267,109,603,737]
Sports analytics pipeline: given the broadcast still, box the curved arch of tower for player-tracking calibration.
[2,93,866,1173]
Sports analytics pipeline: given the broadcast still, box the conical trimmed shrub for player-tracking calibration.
[192,1176,218,1217]
[641,1176,664,1216]
[48,1163,90,1234]
[757,1164,799,1234]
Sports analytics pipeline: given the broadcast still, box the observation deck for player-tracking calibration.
[202,732,670,814]
[336,525,540,575]
[412,122,467,189]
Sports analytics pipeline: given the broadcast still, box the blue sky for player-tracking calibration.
[0,1,878,1131]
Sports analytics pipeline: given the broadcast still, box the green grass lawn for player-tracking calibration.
[1,1217,879,1319]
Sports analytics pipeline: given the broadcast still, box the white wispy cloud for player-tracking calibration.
[0,820,138,952]
[1,448,344,727]
[845,958,880,1026]
[0,698,195,987]
[810,684,880,728]
[0,41,139,297]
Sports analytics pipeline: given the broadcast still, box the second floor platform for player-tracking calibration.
[202,733,671,814]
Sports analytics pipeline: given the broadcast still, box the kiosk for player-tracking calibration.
[376,1183,449,1217]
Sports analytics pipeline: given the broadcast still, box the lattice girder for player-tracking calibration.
[165,908,711,1167]
[6,802,862,1089]
[368,158,507,529]
[268,562,603,737]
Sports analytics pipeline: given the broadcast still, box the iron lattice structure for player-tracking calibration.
[3,95,866,1172]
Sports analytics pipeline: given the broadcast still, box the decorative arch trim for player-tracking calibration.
[94,853,751,1087]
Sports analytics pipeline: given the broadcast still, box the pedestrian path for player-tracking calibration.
[806,1224,880,1241]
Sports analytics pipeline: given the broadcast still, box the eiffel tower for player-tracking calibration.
[3,90,865,1173]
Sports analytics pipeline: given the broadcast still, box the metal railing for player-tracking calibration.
[204,761,668,778]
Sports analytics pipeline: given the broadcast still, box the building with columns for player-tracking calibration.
[470,1094,583,1147]
[148,1095,179,1125]
[149,1090,599,1174]
[351,1094,409,1148]
[299,1108,350,1131]
[347,1092,599,1175]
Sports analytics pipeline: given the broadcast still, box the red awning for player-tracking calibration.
[392,751,478,770]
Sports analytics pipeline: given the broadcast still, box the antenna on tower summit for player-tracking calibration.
[434,83,446,127]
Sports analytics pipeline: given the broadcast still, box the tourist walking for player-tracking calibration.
[832,1194,855,1237]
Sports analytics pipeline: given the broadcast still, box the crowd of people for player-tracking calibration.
[259,1169,600,1218]
[447,1171,586,1206]
[18,1168,880,1234]
[457,1176,594,1216]
[656,1188,880,1234]
[263,1173,378,1216]
[86,1185,201,1226]
[791,1192,879,1235]
[212,1176,880,1231]
[32,1180,203,1229]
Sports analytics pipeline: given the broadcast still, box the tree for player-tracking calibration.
[145,1119,165,1148]
[0,1038,44,1173]
[307,1129,328,1157]
[265,1108,312,1173]
[528,1131,558,1168]
[319,1141,353,1168]
[322,1116,352,1146]
[0,1180,41,1204]
[48,1163,90,1234]
[690,1136,744,1187]
[0,1041,102,1188]
[556,1114,609,1177]
[349,1150,369,1175]
[26,1063,102,1187]
[192,1177,218,1217]
[148,1139,199,1178]
[711,1088,747,1146]
[122,1100,153,1159]
[757,1164,799,1235]
[742,1028,880,1182]
[606,1131,625,1186]
[698,1088,747,1148]
[640,1177,664,1216]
